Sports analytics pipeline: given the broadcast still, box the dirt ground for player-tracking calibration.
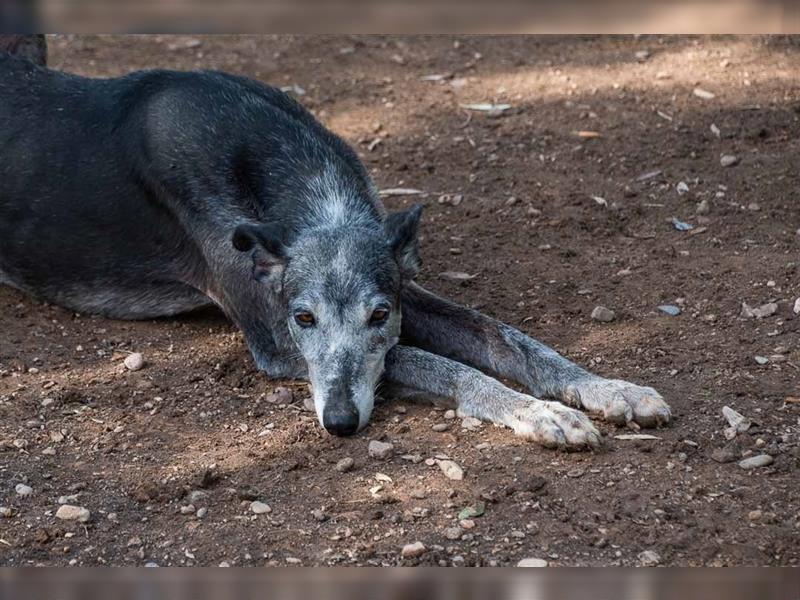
[1,35,799,567]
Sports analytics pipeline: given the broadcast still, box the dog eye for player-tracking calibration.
[369,308,389,325]
[294,312,315,327]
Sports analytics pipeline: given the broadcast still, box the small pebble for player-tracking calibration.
[265,387,293,404]
[461,416,482,430]
[312,509,328,522]
[15,483,33,497]
[517,558,548,567]
[657,305,681,316]
[180,504,196,515]
[432,423,450,432]
[444,527,462,540]
[437,459,464,481]
[741,302,778,319]
[722,406,751,433]
[250,501,272,514]
[401,541,426,558]
[124,353,144,371]
[196,507,208,519]
[188,490,209,504]
[696,199,710,215]
[720,155,739,167]
[748,510,763,521]
[56,504,91,522]
[739,454,773,470]
[368,440,394,460]
[591,306,615,323]
[754,356,769,365]
[693,87,715,100]
[711,447,739,463]
[460,519,475,529]
[0,507,13,518]
[638,550,661,566]
[793,298,800,315]
[444,410,456,420]
[335,457,355,473]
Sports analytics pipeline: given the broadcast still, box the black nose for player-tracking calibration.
[323,403,360,437]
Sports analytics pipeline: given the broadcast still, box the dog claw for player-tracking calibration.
[568,379,672,428]
[510,400,602,451]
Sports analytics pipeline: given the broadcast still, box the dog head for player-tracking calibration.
[233,205,422,435]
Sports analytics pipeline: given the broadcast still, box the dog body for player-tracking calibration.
[0,48,671,446]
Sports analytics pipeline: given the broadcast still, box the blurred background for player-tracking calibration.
[1,569,800,599]
[0,0,798,33]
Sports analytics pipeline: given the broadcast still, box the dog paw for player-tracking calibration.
[564,379,671,428]
[508,400,601,450]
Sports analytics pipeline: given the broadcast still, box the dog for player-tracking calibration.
[0,36,671,448]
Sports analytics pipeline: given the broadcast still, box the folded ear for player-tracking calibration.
[232,222,287,281]
[384,204,423,280]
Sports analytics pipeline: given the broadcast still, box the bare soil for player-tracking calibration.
[1,35,799,567]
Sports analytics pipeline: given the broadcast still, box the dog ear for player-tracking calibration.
[384,204,423,280]
[232,223,287,281]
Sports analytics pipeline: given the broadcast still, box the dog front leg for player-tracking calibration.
[384,345,600,450]
[401,283,671,427]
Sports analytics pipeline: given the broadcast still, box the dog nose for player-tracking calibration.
[323,403,360,437]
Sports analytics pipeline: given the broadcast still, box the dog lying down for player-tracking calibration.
[0,38,671,449]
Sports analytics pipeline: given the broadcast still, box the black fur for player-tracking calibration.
[0,53,383,319]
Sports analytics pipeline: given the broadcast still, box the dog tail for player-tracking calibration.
[0,34,47,66]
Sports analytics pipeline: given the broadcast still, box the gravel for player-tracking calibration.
[517,558,548,567]
[711,446,739,463]
[461,417,482,430]
[55,504,91,522]
[738,454,774,470]
[401,541,426,558]
[722,406,750,429]
[591,306,615,323]
[638,550,661,566]
[741,302,778,319]
[311,509,328,522]
[15,483,32,496]
[368,440,394,460]
[124,352,145,371]
[250,501,272,514]
[437,459,464,481]
[265,387,293,404]
[334,457,355,473]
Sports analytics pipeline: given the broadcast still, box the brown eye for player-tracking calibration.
[369,308,389,325]
[294,312,315,327]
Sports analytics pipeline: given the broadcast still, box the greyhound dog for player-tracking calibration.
[0,37,671,448]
